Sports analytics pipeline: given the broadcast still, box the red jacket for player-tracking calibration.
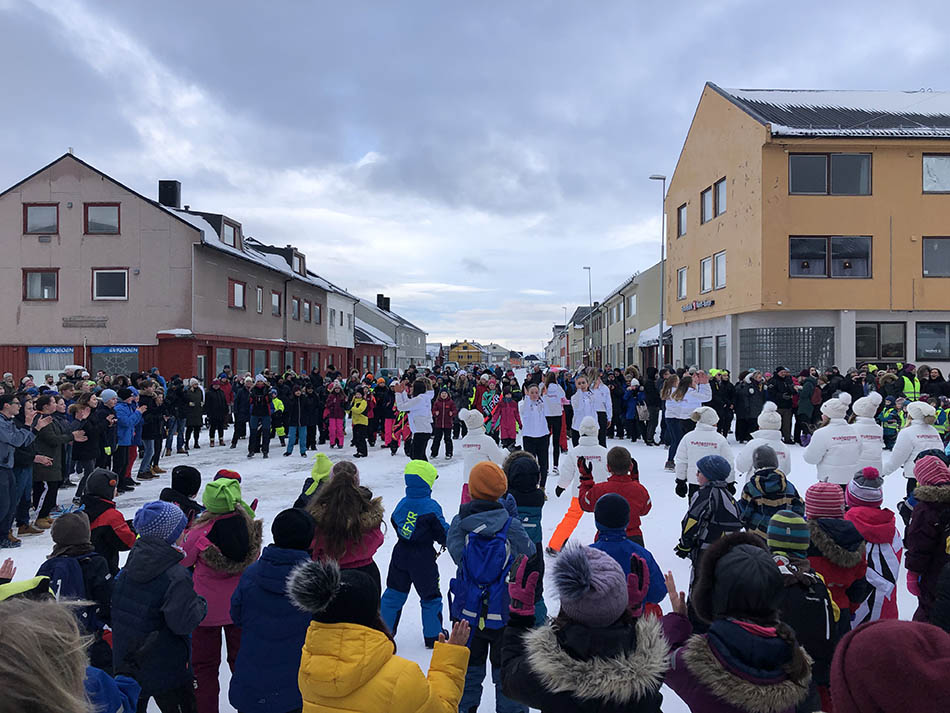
[494,399,521,439]
[324,392,346,419]
[578,472,652,539]
[432,396,458,429]
[807,518,869,614]
[85,496,136,575]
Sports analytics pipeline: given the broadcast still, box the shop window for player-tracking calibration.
[699,336,713,371]
[236,348,251,374]
[676,204,687,237]
[27,347,73,379]
[790,236,871,278]
[253,349,267,375]
[24,204,58,234]
[269,350,281,372]
[789,153,870,195]
[739,327,834,373]
[682,338,697,367]
[923,237,950,277]
[856,322,905,362]
[90,346,139,375]
[716,335,727,368]
[23,270,58,301]
[917,323,950,361]
[215,348,231,376]
[923,154,950,193]
[84,203,120,234]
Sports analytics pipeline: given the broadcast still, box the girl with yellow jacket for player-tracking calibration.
[288,558,470,712]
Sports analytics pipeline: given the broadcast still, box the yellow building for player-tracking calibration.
[665,83,950,373]
[448,340,486,366]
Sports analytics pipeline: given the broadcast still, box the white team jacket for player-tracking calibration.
[881,423,944,479]
[556,435,609,497]
[802,418,861,484]
[735,429,791,481]
[674,422,735,485]
[852,416,884,474]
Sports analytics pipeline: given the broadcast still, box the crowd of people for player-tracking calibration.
[1,358,949,712]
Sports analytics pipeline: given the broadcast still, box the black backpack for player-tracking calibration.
[774,562,837,686]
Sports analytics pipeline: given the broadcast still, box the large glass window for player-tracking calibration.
[677,267,687,299]
[701,188,713,223]
[23,270,57,300]
[739,327,835,373]
[236,348,250,374]
[215,348,231,375]
[789,153,871,195]
[84,204,119,234]
[253,349,266,375]
[923,155,950,193]
[677,204,687,237]
[699,336,714,370]
[700,257,713,292]
[789,155,828,194]
[790,236,870,278]
[917,323,950,361]
[923,238,950,277]
[269,350,281,372]
[683,338,697,367]
[24,204,58,234]
[92,269,128,300]
[714,178,727,216]
[27,347,73,379]
[716,335,727,368]
[856,322,905,361]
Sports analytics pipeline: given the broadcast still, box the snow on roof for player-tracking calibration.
[636,321,671,347]
[157,328,194,336]
[357,297,424,333]
[355,318,396,347]
[715,84,950,138]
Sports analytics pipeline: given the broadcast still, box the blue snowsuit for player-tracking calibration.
[379,467,450,644]
[589,521,667,606]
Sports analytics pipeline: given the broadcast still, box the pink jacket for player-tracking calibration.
[181,510,263,627]
[494,399,522,440]
[311,527,384,568]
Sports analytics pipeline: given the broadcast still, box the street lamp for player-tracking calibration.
[562,306,567,324]
[582,266,592,364]
[649,174,666,367]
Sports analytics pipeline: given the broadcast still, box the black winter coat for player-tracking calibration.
[232,386,251,421]
[249,386,272,418]
[710,380,736,413]
[284,393,313,427]
[203,388,229,424]
[139,394,164,440]
[767,375,796,409]
[735,381,765,420]
[91,403,117,455]
[166,385,189,420]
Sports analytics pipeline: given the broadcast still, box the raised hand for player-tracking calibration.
[442,620,471,646]
[665,571,687,615]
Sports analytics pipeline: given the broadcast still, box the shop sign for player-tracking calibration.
[28,347,73,354]
[91,346,139,354]
[682,299,715,313]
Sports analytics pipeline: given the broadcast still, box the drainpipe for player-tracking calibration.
[282,277,291,370]
[621,291,626,369]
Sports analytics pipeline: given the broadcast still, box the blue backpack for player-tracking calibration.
[36,555,104,633]
[449,517,514,630]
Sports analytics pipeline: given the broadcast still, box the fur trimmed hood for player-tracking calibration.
[193,508,263,574]
[681,634,812,713]
[520,614,668,705]
[308,494,385,534]
[914,484,950,504]
[808,519,864,568]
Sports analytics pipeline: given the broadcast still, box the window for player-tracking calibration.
[228,279,246,309]
[314,304,322,324]
[271,291,281,316]
[923,238,950,277]
[714,178,726,216]
[215,348,231,375]
[291,297,300,320]
[716,335,727,368]
[269,350,280,372]
[676,204,687,237]
[256,286,263,313]
[789,236,871,278]
[701,188,713,223]
[340,310,344,327]
[682,338,697,367]
[856,322,905,361]
[700,257,713,293]
[699,337,714,371]
[293,254,303,274]
[918,323,950,360]
[236,348,251,374]
[303,300,311,322]
[923,154,950,193]
[714,251,726,289]
[347,314,353,330]
[24,204,58,234]
[676,267,687,300]
[222,221,237,247]
[739,327,834,373]
[789,153,871,195]
[253,349,266,374]
[628,294,637,315]
[23,269,57,301]
[330,308,336,325]
[84,203,119,234]
[92,269,128,300]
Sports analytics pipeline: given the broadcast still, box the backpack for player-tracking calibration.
[36,555,105,634]
[448,517,514,630]
[810,385,823,406]
[774,563,837,685]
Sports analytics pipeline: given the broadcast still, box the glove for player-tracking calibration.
[508,555,539,617]
[726,482,737,496]
[627,553,650,616]
[674,543,691,559]
[104,447,112,456]
[907,571,921,597]
[577,457,593,481]
[555,486,565,498]
[675,479,688,498]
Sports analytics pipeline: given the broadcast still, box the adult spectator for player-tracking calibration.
[766,366,797,444]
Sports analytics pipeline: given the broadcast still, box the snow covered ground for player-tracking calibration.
[7,397,919,712]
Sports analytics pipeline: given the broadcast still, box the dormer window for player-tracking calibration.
[222,220,239,248]
[292,253,305,275]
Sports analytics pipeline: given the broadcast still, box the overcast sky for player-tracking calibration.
[1,1,946,353]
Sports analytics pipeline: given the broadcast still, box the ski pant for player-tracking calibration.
[522,434,549,488]
[353,424,368,456]
[112,445,131,484]
[248,415,271,455]
[32,480,59,519]
[136,682,197,713]
[546,415,562,468]
[329,418,344,447]
[379,544,443,640]
[192,623,241,713]
[0,467,15,537]
[285,426,307,455]
[185,425,201,447]
[14,465,33,527]
[430,427,453,457]
[459,627,527,713]
[548,496,583,552]
[383,418,394,446]
[597,411,608,447]
[230,418,247,446]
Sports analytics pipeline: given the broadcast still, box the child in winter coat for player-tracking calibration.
[549,416,609,554]
[878,395,903,449]
[348,387,369,457]
[457,408,506,505]
[588,493,666,611]
[501,544,668,712]
[492,389,522,449]
[80,468,136,576]
[288,559,470,712]
[503,450,547,623]
[292,452,333,509]
[447,461,534,713]
[380,460,450,647]
[736,445,804,537]
[734,401,791,481]
[395,378,435,461]
[181,470,263,713]
[324,382,346,448]
[845,467,903,623]
[805,482,869,635]
[159,464,204,526]
[905,454,950,621]
[430,387,457,459]
[803,393,862,485]
[664,533,815,713]
[883,400,944,497]
[270,389,286,446]
[229,508,315,713]
[766,510,839,712]
[111,501,206,712]
[675,406,735,500]
[578,445,652,545]
[306,461,385,592]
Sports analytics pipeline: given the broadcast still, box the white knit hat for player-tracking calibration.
[578,416,599,437]
[757,401,782,430]
[821,392,852,419]
[907,400,936,422]
[690,406,719,426]
[460,408,485,431]
[852,391,882,419]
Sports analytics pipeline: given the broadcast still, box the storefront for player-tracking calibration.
[90,346,140,376]
[27,346,76,381]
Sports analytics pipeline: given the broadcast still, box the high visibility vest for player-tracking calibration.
[902,376,920,400]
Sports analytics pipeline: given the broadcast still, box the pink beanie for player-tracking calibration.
[845,467,884,508]
[805,482,845,520]
[914,455,950,487]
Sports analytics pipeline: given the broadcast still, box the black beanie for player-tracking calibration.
[288,560,381,629]
[171,465,201,497]
[86,468,118,500]
[272,508,316,551]
[117,387,133,401]
[711,543,783,619]
[594,493,630,530]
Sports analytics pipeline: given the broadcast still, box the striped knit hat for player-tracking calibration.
[805,482,845,519]
[767,510,810,557]
[846,467,884,508]
[914,455,950,486]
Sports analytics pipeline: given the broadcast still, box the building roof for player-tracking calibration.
[711,83,950,138]
[356,297,425,334]
[355,318,396,347]
[568,306,594,326]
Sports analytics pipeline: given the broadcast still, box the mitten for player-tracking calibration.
[675,479,688,498]
[577,457,593,481]
[508,555,539,616]
[907,571,921,597]
[627,554,651,616]
[674,543,691,559]
[555,486,565,498]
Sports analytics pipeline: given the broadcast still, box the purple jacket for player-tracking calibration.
[905,483,950,617]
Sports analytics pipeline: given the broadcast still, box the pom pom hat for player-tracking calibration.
[846,468,884,507]
[757,402,782,430]
[852,392,882,419]
[821,392,852,420]
[805,482,845,519]
[553,543,628,628]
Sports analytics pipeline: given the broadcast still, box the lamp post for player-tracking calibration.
[562,306,567,324]
[582,266,592,365]
[648,175,666,367]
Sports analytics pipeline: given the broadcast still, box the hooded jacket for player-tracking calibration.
[578,471,652,540]
[229,545,312,713]
[309,495,385,568]
[674,422,735,485]
[396,390,435,434]
[82,494,136,576]
[556,434,609,498]
[802,418,861,484]
[807,518,869,614]
[458,428,506,482]
[590,523,666,605]
[390,470,449,553]
[203,387,230,424]
[734,378,765,420]
[447,499,534,567]
[845,505,902,622]
[734,430,790,481]
[113,401,144,447]
[882,422,944,479]
[431,394,457,430]
[737,468,804,537]
[905,483,950,617]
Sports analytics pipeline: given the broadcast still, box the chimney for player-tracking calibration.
[159,180,181,209]
[384,297,391,311]
[376,293,387,310]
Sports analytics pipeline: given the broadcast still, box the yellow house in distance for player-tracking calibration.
[665,83,950,373]
[448,340,486,366]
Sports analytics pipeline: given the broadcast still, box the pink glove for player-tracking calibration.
[627,554,651,616]
[508,555,540,617]
[907,571,921,597]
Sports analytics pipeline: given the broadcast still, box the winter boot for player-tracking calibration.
[219,438,226,447]
[18,524,43,536]
[164,448,173,457]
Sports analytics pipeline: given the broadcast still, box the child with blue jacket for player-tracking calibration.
[380,459,451,648]
[503,450,547,623]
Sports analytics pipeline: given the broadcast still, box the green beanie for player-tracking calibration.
[405,459,439,488]
[202,478,253,517]
[310,453,332,486]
